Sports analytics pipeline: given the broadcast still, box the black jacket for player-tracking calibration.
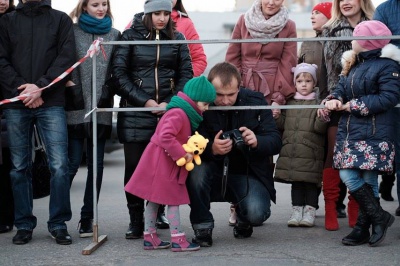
[0,0,76,109]
[197,88,282,203]
[112,12,193,143]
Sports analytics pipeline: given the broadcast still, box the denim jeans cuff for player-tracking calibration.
[48,225,67,232]
[192,222,214,230]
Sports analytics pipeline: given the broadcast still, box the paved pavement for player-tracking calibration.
[1,148,400,266]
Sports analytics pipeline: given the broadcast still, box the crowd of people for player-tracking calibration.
[0,0,399,253]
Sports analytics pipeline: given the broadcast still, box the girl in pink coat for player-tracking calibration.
[125,76,216,252]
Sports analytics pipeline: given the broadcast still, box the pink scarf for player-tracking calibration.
[293,92,316,100]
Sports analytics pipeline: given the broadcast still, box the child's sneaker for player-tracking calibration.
[299,205,316,227]
[288,206,303,227]
[171,233,200,252]
[143,232,171,250]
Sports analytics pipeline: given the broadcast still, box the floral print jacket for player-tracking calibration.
[327,45,400,172]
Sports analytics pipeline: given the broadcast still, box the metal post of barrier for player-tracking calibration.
[82,52,107,255]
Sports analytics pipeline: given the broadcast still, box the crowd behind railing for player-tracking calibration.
[0,0,399,253]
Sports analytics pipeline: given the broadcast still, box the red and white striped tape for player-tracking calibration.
[0,37,105,106]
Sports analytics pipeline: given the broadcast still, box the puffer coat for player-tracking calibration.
[112,12,193,143]
[328,44,400,172]
[274,98,327,186]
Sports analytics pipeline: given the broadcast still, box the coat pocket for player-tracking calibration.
[65,84,84,111]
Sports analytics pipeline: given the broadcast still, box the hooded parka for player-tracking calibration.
[328,44,400,172]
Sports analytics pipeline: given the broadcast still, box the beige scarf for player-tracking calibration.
[244,0,289,39]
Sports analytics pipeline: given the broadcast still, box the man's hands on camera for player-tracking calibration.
[212,127,257,155]
[212,130,233,155]
[239,126,257,149]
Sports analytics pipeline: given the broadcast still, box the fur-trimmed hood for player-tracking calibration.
[341,44,400,76]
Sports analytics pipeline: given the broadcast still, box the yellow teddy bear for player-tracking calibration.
[176,131,209,171]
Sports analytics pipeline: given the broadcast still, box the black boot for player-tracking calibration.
[341,209,370,246]
[156,205,169,229]
[351,184,395,247]
[126,203,144,239]
[379,173,395,201]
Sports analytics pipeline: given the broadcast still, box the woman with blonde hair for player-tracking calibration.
[67,0,120,238]
[320,0,375,232]
[226,0,297,117]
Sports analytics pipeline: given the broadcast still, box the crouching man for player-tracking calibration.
[187,62,282,247]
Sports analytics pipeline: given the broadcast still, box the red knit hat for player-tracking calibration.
[312,2,332,19]
[353,20,392,50]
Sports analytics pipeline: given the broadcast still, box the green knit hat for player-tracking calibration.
[183,76,216,103]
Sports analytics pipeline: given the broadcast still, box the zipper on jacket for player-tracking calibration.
[155,29,160,104]
[372,115,376,135]
[170,78,175,93]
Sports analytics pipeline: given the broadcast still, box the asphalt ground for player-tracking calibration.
[1,148,399,266]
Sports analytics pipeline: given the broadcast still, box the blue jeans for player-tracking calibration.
[68,137,106,219]
[187,161,271,229]
[4,107,71,232]
[339,169,379,197]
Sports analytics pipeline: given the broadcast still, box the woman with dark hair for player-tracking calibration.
[112,0,193,240]
[0,0,15,235]
[67,0,120,238]
[125,0,206,77]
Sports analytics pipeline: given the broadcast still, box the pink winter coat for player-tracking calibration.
[225,14,297,105]
[125,10,207,77]
[124,108,192,205]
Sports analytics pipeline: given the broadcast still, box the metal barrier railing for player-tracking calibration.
[84,34,400,254]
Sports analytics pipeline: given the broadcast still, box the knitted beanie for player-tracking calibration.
[183,76,216,103]
[144,0,172,14]
[312,2,332,19]
[353,20,392,50]
[292,63,318,84]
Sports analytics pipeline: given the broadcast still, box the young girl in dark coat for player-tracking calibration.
[325,20,400,247]
[274,63,329,227]
[125,76,216,252]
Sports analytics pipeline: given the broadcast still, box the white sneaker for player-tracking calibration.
[299,205,316,227]
[287,206,303,227]
[229,204,237,226]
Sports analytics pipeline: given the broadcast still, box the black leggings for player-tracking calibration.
[291,181,319,208]
[123,142,148,206]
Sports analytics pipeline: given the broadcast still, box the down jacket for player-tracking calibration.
[0,0,76,109]
[329,44,400,172]
[171,10,207,77]
[197,88,282,203]
[112,12,193,143]
[274,98,327,186]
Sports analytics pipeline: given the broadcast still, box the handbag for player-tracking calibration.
[32,126,51,199]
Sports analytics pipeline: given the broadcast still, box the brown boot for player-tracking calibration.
[323,168,340,231]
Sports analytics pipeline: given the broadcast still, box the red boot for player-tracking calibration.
[348,194,359,228]
[323,168,341,231]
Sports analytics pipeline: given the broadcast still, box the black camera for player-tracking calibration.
[221,129,245,150]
